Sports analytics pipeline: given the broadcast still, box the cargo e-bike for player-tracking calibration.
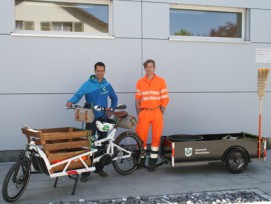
[2,104,143,203]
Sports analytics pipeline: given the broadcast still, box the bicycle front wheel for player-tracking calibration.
[112,131,143,175]
[2,158,31,203]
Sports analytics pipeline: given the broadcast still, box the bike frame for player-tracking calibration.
[93,128,133,163]
[24,126,132,178]
[26,140,96,178]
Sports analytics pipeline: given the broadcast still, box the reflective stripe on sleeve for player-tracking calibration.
[161,95,169,99]
[142,96,161,101]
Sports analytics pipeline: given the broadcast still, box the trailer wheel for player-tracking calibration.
[224,148,249,174]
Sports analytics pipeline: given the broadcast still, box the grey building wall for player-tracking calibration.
[1,0,271,151]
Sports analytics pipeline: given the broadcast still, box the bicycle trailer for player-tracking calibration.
[160,132,266,174]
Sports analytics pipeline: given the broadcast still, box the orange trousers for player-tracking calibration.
[136,109,164,148]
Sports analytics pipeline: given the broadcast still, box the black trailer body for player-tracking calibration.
[160,132,266,173]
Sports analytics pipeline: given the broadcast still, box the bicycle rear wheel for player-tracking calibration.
[2,158,31,203]
[112,131,143,175]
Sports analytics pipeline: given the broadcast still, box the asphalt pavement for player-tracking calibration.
[0,151,271,204]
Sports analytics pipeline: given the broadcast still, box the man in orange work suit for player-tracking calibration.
[135,59,169,172]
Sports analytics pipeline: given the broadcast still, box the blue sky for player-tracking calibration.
[79,4,108,24]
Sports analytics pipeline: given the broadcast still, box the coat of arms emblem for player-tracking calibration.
[185,148,192,157]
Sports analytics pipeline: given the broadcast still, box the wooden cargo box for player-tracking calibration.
[22,127,92,173]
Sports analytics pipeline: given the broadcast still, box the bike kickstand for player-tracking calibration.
[71,174,79,195]
[53,177,59,188]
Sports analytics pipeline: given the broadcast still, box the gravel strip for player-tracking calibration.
[52,189,271,204]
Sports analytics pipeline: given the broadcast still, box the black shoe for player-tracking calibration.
[95,170,108,177]
[147,165,156,172]
[80,175,90,183]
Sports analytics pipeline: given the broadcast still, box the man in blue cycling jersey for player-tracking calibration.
[66,62,118,182]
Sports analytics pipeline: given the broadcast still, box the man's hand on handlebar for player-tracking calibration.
[65,103,111,111]
[66,102,73,108]
[65,102,80,109]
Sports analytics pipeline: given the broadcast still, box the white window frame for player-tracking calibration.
[12,0,114,39]
[169,4,247,43]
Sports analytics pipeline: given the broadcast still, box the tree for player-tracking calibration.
[209,22,239,38]
[174,28,192,36]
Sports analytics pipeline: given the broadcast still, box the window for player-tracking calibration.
[52,22,72,32]
[170,5,245,41]
[14,0,111,36]
[16,20,34,30]
[40,22,50,31]
[40,21,83,32]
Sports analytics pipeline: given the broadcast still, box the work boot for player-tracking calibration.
[147,158,157,172]
[94,169,108,177]
[147,164,156,172]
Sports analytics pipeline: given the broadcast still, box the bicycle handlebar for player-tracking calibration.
[67,104,127,111]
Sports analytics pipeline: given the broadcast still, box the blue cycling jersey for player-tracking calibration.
[68,75,118,119]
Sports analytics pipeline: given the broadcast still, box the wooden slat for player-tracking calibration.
[40,131,88,141]
[44,141,90,151]
[39,127,71,133]
[35,139,42,145]
[47,149,89,161]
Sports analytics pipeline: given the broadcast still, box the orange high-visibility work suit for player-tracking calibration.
[135,74,169,162]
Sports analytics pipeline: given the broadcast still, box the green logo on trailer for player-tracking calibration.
[185,148,192,157]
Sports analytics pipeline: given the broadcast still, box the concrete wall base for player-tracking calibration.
[267,138,271,149]
[0,150,22,163]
